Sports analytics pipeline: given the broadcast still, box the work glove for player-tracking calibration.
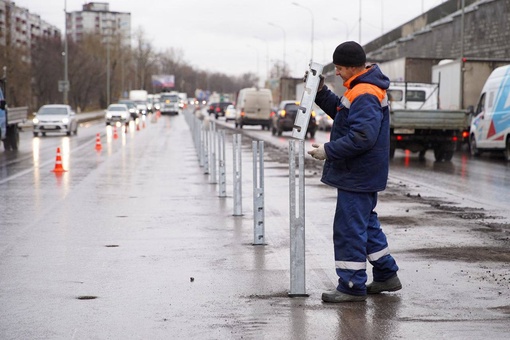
[302,71,325,92]
[308,143,327,160]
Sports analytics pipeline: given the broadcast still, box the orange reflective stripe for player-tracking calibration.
[344,83,386,104]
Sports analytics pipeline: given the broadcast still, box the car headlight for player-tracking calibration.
[123,112,129,119]
[62,117,69,124]
[106,113,112,119]
[32,117,39,124]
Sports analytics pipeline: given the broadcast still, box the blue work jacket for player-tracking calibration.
[314,64,390,192]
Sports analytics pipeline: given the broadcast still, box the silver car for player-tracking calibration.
[105,103,131,126]
[33,104,78,137]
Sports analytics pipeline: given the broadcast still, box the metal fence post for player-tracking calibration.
[233,134,242,216]
[203,126,209,174]
[196,119,203,165]
[252,141,265,245]
[218,130,227,198]
[289,140,308,297]
[210,121,217,183]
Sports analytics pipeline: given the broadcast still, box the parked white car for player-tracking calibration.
[32,104,78,137]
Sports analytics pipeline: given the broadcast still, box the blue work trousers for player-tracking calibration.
[333,189,399,296]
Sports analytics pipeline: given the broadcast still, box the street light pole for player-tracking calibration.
[359,0,362,43]
[292,2,314,63]
[253,36,269,82]
[268,22,286,74]
[332,17,349,41]
[246,44,260,86]
[63,0,69,105]
[106,35,110,106]
[460,0,465,109]
[105,18,114,106]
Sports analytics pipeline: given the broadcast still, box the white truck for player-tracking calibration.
[388,82,469,162]
[432,59,510,146]
[469,65,510,161]
[129,90,148,103]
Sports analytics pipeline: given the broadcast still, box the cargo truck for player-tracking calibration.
[388,82,469,161]
[0,78,28,151]
[390,108,469,161]
[432,58,510,146]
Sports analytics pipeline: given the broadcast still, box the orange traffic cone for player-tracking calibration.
[136,122,140,131]
[51,147,67,173]
[142,120,146,129]
[95,133,102,151]
[113,126,118,139]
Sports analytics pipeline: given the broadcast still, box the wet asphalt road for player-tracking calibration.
[1,110,509,339]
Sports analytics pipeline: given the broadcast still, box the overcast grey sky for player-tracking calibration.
[15,0,446,81]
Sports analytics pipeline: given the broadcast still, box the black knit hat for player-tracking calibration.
[332,41,366,67]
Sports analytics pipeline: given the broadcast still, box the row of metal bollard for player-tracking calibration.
[184,111,308,296]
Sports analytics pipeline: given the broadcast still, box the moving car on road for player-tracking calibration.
[316,108,333,131]
[33,104,78,137]
[105,103,131,126]
[208,102,233,119]
[470,64,510,161]
[159,92,182,115]
[235,87,273,130]
[224,104,237,121]
[118,99,139,120]
[271,100,317,138]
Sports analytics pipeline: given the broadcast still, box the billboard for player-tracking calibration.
[151,75,175,88]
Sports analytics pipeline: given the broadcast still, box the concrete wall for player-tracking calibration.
[366,0,510,62]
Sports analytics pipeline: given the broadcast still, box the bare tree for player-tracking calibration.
[31,36,62,109]
[269,60,290,79]
[0,43,31,108]
[132,28,155,90]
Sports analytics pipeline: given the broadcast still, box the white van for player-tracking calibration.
[235,87,273,130]
[469,65,510,161]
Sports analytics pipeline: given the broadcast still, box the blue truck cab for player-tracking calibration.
[0,84,28,151]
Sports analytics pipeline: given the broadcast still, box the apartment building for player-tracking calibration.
[67,2,131,45]
[0,0,60,49]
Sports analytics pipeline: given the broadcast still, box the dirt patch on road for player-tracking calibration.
[409,246,510,262]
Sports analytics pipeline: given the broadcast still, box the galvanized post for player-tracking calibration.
[289,140,308,297]
[203,125,209,174]
[252,141,265,245]
[194,117,201,158]
[233,134,243,216]
[218,130,227,198]
[199,121,205,168]
[210,121,217,183]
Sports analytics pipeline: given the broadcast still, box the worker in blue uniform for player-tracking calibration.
[308,41,402,302]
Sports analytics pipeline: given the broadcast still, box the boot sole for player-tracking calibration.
[367,284,402,295]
